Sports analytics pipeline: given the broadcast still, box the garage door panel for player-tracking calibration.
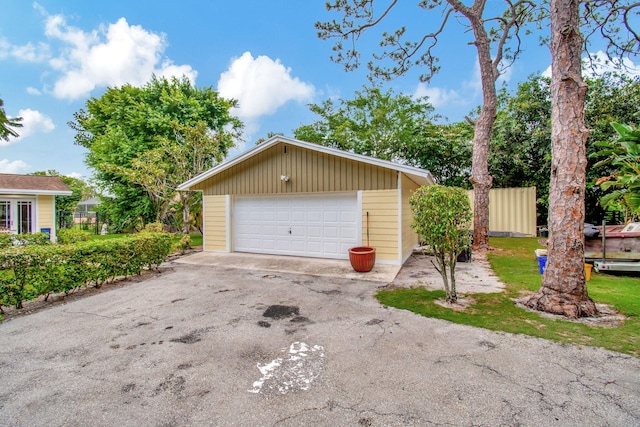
[307,242,322,253]
[307,211,322,222]
[307,226,321,238]
[276,211,290,221]
[233,194,358,259]
[323,242,339,253]
[262,225,276,236]
[291,210,306,222]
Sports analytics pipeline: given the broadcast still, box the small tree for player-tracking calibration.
[410,185,472,304]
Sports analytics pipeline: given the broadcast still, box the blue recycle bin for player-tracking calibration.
[537,256,547,274]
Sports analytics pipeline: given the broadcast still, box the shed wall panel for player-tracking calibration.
[362,190,399,261]
[466,187,537,236]
[203,195,228,251]
[401,174,421,260]
[196,142,398,195]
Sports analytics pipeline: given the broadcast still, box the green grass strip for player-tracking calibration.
[376,237,640,357]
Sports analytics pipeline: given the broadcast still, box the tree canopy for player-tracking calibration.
[293,86,473,186]
[294,86,437,161]
[70,76,242,231]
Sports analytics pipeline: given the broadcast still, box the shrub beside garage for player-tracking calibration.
[0,233,172,312]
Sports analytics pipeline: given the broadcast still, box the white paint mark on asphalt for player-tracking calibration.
[249,341,325,395]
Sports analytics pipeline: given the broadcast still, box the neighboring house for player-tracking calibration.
[76,197,101,214]
[178,136,435,265]
[0,173,72,241]
[75,197,101,224]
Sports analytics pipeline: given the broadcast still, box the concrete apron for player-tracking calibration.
[175,251,401,283]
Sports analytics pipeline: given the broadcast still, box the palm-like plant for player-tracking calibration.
[593,121,640,222]
[0,98,23,141]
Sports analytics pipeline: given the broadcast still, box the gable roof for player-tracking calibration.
[0,174,73,196]
[178,135,435,191]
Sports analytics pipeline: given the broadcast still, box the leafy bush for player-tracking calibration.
[410,185,472,303]
[174,233,191,254]
[57,228,90,245]
[0,233,172,311]
[144,222,166,233]
[0,232,52,249]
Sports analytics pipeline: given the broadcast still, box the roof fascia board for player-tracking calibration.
[0,189,73,196]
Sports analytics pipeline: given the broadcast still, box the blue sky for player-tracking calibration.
[1,1,637,178]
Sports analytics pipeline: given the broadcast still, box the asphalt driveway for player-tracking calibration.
[1,255,639,426]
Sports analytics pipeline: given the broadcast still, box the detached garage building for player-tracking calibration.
[177,136,434,265]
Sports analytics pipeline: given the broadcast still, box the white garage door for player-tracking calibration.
[233,193,358,259]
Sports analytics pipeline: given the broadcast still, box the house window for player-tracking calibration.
[17,201,33,234]
[0,201,10,231]
[0,199,35,234]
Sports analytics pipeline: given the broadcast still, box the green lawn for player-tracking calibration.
[376,237,640,357]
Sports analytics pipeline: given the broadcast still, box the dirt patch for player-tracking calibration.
[434,297,476,311]
[392,252,504,294]
[317,289,342,295]
[263,305,299,319]
[153,374,186,396]
[170,330,202,344]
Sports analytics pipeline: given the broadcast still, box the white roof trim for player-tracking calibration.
[178,135,435,190]
[0,189,73,196]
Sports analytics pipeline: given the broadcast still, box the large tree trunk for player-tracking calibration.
[524,0,597,318]
[469,24,496,251]
[470,107,494,251]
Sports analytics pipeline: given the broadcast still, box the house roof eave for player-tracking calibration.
[177,135,435,191]
[0,189,73,196]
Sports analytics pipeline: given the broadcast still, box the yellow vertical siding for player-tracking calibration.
[362,190,399,262]
[401,174,421,261]
[466,187,537,236]
[195,142,398,195]
[36,195,54,237]
[203,195,228,251]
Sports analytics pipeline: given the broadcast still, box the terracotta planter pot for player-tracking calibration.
[348,246,376,272]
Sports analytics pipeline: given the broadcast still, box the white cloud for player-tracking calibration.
[218,52,315,120]
[0,159,30,174]
[0,38,50,62]
[583,51,640,78]
[26,87,42,95]
[414,84,461,108]
[65,172,84,179]
[2,108,55,146]
[542,51,640,79]
[412,58,514,115]
[41,13,197,100]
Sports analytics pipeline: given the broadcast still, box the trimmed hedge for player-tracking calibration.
[0,233,172,310]
[57,228,91,244]
[0,232,52,249]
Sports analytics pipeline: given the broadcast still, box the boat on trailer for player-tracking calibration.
[584,222,640,273]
